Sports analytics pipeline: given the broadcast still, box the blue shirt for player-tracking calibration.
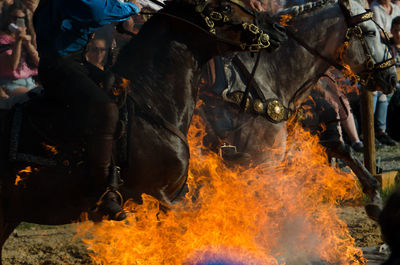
[34,0,139,57]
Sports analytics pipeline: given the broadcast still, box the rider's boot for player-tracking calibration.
[88,102,126,221]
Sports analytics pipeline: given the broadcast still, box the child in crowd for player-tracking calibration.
[0,2,38,96]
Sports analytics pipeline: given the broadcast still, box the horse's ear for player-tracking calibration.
[339,0,352,12]
[339,0,350,6]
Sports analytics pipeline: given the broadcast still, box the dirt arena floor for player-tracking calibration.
[2,145,399,265]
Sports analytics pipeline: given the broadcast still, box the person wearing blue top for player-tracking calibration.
[33,0,140,221]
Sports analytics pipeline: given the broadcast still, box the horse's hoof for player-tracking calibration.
[365,203,382,222]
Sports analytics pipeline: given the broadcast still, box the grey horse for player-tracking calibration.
[198,0,397,221]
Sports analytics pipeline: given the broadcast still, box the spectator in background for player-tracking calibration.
[0,0,14,19]
[20,0,39,45]
[371,0,400,35]
[305,68,365,152]
[21,0,38,12]
[85,38,107,70]
[387,16,400,141]
[370,0,398,146]
[0,3,38,96]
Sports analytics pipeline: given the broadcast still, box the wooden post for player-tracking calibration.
[361,89,376,176]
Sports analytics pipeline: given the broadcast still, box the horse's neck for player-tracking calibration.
[115,15,213,133]
[259,2,347,106]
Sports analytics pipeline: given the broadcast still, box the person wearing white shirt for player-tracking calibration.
[371,0,400,35]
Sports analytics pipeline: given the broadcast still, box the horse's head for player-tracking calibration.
[340,0,397,94]
[168,0,287,53]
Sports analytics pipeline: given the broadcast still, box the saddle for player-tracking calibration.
[6,72,131,170]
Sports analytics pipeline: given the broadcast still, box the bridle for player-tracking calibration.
[337,2,395,86]
[194,0,271,52]
[286,0,396,89]
[138,0,273,52]
[227,0,397,124]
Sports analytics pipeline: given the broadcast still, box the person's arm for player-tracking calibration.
[9,35,23,71]
[0,85,9,99]
[78,0,140,26]
[22,39,39,66]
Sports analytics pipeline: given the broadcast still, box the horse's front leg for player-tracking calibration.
[323,140,382,221]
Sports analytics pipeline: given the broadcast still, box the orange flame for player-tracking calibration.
[15,166,33,186]
[111,78,130,96]
[41,142,59,155]
[76,113,365,264]
[279,14,292,26]
[336,42,360,87]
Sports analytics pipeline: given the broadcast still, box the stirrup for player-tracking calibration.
[96,187,124,208]
[219,143,251,164]
[94,188,126,221]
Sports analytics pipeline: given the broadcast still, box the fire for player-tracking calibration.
[336,41,360,86]
[76,112,365,264]
[41,142,59,155]
[15,166,33,186]
[280,14,293,26]
[112,78,131,96]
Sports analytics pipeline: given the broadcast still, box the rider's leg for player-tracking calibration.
[39,55,126,221]
[87,101,126,220]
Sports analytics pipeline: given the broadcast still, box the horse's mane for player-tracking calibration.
[278,0,337,18]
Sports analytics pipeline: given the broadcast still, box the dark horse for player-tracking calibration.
[0,0,287,262]
[198,0,397,220]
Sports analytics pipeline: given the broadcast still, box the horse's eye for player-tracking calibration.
[221,4,232,14]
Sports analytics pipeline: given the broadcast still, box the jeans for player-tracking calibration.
[372,91,389,131]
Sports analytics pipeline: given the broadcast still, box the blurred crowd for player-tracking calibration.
[0,0,145,99]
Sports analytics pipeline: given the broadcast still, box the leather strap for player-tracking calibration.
[232,55,266,102]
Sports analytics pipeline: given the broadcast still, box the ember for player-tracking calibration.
[15,166,33,187]
[41,142,59,155]
[76,114,365,265]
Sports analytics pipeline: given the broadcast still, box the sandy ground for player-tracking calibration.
[0,206,383,265]
[1,146,398,265]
